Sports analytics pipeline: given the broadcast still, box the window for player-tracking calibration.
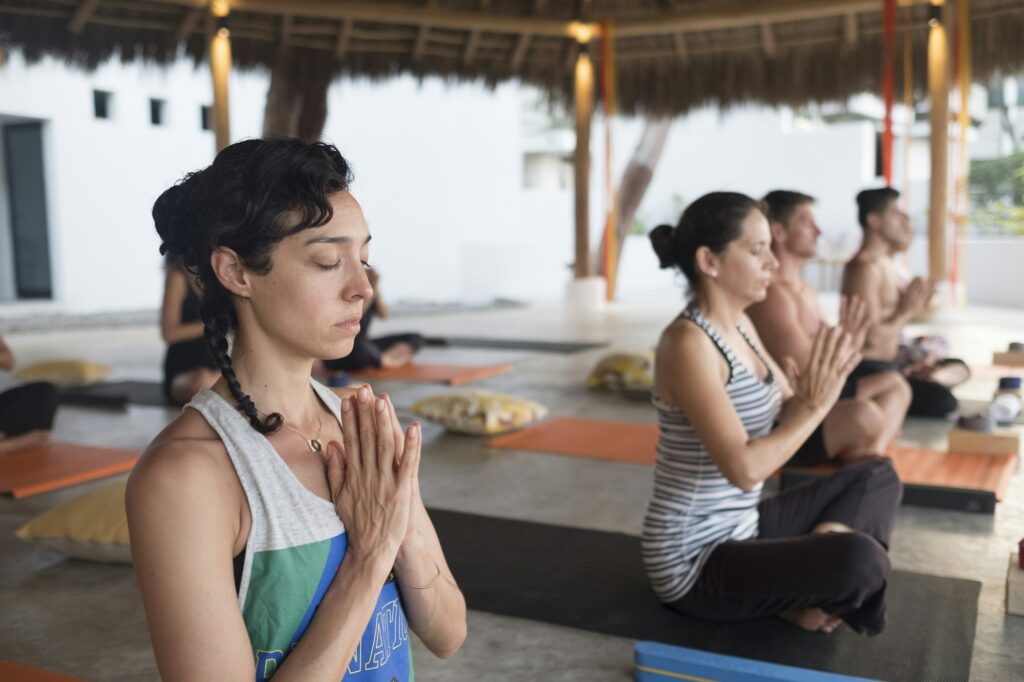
[150,98,166,126]
[93,90,113,119]
[523,153,573,190]
[200,105,213,131]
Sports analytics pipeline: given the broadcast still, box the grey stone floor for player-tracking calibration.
[1,299,1023,680]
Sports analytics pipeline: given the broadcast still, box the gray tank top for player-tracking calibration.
[187,379,413,681]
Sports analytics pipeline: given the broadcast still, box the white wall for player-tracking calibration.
[0,52,1020,314]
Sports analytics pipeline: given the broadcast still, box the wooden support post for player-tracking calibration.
[574,47,594,279]
[209,2,232,153]
[69,0,102,35]
[927,0,949,285]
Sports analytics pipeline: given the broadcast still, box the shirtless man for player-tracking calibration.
[841,187,964,418]
[749,191,911,464]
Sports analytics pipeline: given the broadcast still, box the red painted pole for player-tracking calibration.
[882,0,897,186]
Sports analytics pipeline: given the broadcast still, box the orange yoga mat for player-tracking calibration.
[0,660,87,681]
[787,445,1017,502]
[0,442,139,499]
[486,417,660,464]
[351,362,512,386]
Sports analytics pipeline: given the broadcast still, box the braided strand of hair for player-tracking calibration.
[201,303,282,434]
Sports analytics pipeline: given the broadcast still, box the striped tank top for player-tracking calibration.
[642,306,782,603]
[187,380,413,681]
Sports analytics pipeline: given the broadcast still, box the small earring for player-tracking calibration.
[710,271,718,279]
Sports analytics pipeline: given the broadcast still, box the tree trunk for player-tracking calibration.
[262,47,334,142]
[597,115,671,278]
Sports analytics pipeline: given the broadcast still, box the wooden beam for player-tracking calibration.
[69,0,102,35]
[511,33,532,69]
[173,7,203,44]
[672,32,688,62]
[335,18,353,58]
[413,24,430,61]
[615,0,931,38]
[843,12,858,48]
[463,29,481,65]
[760,22,775,58]
[226,0,573,37]
[280,14,293,47]
[135,0,934,43]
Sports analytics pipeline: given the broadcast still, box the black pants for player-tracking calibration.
[0,382,59,437]
[843,358,958,419]
[323,333,425,372]
[669,458,903,635]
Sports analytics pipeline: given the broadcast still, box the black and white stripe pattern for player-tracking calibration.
[642,306,783,603]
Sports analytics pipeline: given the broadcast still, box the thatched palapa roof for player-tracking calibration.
[1,0,1023,115]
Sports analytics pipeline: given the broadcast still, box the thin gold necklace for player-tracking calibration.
[265,398,324,453]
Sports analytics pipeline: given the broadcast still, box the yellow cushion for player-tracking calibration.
[16,477,131,563]
[412,391,548,435]
[15,359,112,388]
[587,351,654,394]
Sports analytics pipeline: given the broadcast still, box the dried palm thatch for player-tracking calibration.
[1,0,1022,115]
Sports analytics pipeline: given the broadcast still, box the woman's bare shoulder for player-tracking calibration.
[128,407,235,504]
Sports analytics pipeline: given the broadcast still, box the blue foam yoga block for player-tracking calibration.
[634,641,881,682]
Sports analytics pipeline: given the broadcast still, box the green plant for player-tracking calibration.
[969,152,1024,236]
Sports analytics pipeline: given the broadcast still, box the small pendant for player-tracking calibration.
[309,439,323,453]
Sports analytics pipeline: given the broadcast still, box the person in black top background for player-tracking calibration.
[161,260,220,405]
[322,267,423,373]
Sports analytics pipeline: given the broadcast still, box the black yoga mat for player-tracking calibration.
[424,336,608,354]
[429,509,979,682]
[59,380,169,409]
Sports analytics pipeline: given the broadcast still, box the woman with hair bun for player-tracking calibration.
[127,139,465,681]
[643,192,902,635]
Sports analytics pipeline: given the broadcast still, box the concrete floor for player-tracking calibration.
[1,299,1023,681]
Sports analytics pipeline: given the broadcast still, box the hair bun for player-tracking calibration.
[649,224,676,269]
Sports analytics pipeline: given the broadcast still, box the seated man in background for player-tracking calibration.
[749,191,911,465]
[841,187,967,418]
[0,334,58,453]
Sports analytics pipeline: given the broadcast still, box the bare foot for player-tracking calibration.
[811,521,856,534]
[779,607,843,633]
[0,430,52,455]
[380,343,415,369]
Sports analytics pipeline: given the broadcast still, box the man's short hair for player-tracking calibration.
[761,190,815,227]
[856,187,900,230]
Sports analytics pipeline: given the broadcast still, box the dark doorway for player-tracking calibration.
[3,122,53,299]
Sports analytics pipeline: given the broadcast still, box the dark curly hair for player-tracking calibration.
[153,138,354,433]
[649,191,762,298]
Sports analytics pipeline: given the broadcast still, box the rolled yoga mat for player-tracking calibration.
[428,508,979,682]
[424,336,609,354]
[59,380,168,409]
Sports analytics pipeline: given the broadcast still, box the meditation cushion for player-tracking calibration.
[16,477,131,563]
[412,391,548,435]
[15,359,112,388]
[587,351,654,393]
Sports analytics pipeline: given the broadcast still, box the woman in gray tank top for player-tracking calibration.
[127,140,466,681]
[644,192,902,635]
